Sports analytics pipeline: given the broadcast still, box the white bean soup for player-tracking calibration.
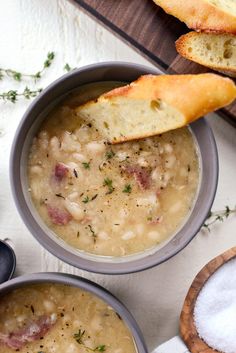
[0,283,136,353]
[28,82,200,257]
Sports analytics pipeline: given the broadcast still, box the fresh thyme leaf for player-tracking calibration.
[43,52,55,69]
[64,63,72,72]
[82,194,98,203]
[73,329,106,352]
[0,87,42,103]
[106,150,115,159]
[82,161,90,169]
[123,184,132,194]
[95,345,106,352]
[103,178,114,194]
[0,52,55,82]
[82,196,90,204]
[73,329,85,344]
[203,205,236,232]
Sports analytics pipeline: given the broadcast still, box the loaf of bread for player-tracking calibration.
[76,74,236,144]
[176,32,236,77]
[152,0,236,34]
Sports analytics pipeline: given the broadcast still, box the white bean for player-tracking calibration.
[98,231,110,240]
[66,343,79,353]
[64,200,84,221]
[166,154,176,169]
[74,126,90,143]
[16,315,27,323]
[68,192,79,201]
[73,319,83,328]
[90,316,102,331]
[116,151,129,161]
[137,156,148,167]
[169,201,182,213]
[122,231,136,240]
[50,136,61,158]
[136,224,145,235]
[50,313,57,323]
[67,162,79,170]
[61,132,81,152]
[151,168,159,182]
[137,194,157,206]
[30,165,43,175]
[164,143,173,153]
[43,300,56,312]
[72,153,87,162]
[148,231,161,241]
[86,141,105,155]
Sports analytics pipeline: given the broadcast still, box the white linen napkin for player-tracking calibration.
[153,336,190,353]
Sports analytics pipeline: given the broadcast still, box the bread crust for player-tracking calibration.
[176,32,236,77]
[103,74,236,123]
[153,0,236,34]
[76,74,236,144]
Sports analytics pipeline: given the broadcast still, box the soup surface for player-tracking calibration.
[28,82,200,257]
[0,283,136,353]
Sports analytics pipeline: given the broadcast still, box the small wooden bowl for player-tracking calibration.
[180,246,236,353]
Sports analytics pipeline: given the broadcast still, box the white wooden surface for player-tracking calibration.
[0,1,235,352]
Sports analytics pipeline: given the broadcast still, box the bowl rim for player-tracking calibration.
[0,272,147,353]
[10,61,219,274]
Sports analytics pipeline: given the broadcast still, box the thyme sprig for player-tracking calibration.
[82,161,91,170]
[103,178,114,194]
[123,184,132,194]
[105,150,115,160]
[83,194,98,203]
[203,205,236,232]
[0,52,55,82]
[64,63,72,72]
[0,87,42,103]
[73,329,106,352]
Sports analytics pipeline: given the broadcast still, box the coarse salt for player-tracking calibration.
[194,257,236,353]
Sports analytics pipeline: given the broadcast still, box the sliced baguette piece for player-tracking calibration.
[152,0,236,34]
[76,73,236,144]
[176,32,236,77]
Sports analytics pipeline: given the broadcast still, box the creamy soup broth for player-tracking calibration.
[0,283,136,353]
[28,82,200,257]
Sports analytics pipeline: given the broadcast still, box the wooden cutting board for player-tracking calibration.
[73,0,236,126]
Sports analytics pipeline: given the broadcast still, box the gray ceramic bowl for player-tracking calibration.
[10,62,218,274]
[0,272,147,353]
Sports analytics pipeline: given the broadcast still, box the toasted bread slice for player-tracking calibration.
[152,0,236,34]
[76,74,236,144]
[176,32,236,77]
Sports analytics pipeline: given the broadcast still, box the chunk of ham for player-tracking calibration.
[0,315,56,349]
[47,205,72,225]
[54,162,69,182]
[124,165,150,190]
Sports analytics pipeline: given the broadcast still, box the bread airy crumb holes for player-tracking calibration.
[206,43,211,50]
[103,121,109,129]
[150,99,163,111]
[187,47,193,53]
[223,48,233,59]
